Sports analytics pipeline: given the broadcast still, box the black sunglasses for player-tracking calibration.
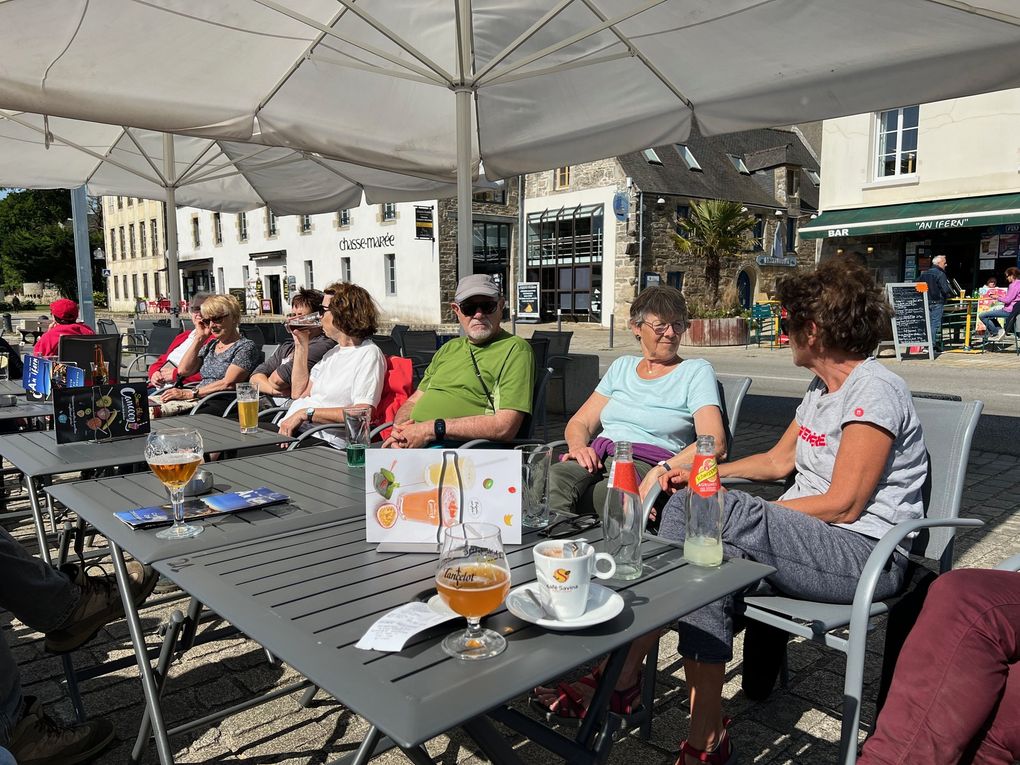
[538,514,601,539]
[459,300,499,316]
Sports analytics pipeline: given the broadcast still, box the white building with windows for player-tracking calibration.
[802,89,1020,290]
[101,196,168,311]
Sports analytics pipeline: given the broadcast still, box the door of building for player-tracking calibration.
[266,274,283,315]
[737,270,752,309]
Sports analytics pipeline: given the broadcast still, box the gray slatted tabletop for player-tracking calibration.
[47,446,363,563]
[154,522,773,756]
[0,380,27,396]
[0,413,293,563]
[0,402,51,420]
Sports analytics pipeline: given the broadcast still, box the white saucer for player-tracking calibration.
[427,594,458,618]
[506,582,624,631]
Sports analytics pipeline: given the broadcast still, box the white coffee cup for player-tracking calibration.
[532,539,616,620]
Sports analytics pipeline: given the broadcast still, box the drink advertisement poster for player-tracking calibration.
[22,355,86,400]
[53,382,150,444]
[364,449,522,545]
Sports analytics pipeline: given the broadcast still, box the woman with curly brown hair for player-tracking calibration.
[276,282,386,444]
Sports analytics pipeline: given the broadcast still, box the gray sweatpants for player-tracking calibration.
[658,489,907,664]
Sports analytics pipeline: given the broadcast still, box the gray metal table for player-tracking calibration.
[0,402,50,421]
[0,380,26,396]
[152,522,772,765]
[0,414,293,563]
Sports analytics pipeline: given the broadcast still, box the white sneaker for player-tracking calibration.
[991,329,1006,341]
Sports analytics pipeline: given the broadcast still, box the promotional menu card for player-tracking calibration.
[364,449,522,545]
[115,487,290,529]
[53,382,150,444]
[23,355,86,399]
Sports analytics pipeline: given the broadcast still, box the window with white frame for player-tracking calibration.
[727,154,750,175]
[237,212,248,242]
[119,227,126,257]
[132,274,139,299]
[129,224,136,257]
[554,166,570,189]
[142,273,149,299]
[339,209,351,227]
[154,273,161,297]
[191,216,201,248]
[381,203,396,222]
[113,277,120,300]
[674,144,702,171]
[304,260,314,288]
[117,196,123,209]
[217,268,225,292]
[122,275,128,299]
[150,219,159,257]
[267,210,278,236]
[300,214,312,233]
[242,265,250,283]
[384,253,396,295]
[642,149,662,166]
[127,197,134,206]
[213,212,223,244]
[341,257,351,283]
[875,105,919,178]
[139,221,147,256]
[109,228,116,259]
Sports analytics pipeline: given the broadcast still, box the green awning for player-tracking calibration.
[800,193,1020,240]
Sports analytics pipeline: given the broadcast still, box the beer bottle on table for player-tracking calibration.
[599,441,642,580]
[684,435,724,567]
[91,345,109,386]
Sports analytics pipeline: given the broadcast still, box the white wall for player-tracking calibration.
[820,89,1020,211]
[176,198,443,324]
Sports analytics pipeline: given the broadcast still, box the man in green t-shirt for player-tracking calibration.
[384,274,534,448]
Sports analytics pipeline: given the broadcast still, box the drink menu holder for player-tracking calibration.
[22,355,86,401]
[364,449,523,547]
[53,382,150,444]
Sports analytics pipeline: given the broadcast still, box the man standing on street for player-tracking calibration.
[920,255,958,352]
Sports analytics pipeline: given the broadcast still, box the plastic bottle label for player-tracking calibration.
[690,454,720,497]
[610,459,640,495]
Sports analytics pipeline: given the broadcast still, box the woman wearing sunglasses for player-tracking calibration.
[157,293,260,416]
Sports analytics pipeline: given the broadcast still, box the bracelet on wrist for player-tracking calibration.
[657,460,672,472]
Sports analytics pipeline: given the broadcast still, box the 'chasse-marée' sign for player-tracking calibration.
[338,233,397,251]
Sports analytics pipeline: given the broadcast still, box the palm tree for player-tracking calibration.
[673,199,755,307]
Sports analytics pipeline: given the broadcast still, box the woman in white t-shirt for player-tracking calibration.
[277,282,386,445]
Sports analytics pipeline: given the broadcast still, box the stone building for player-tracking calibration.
[524,125,820,327]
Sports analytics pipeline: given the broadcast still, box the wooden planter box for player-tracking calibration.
[680,317,749,347]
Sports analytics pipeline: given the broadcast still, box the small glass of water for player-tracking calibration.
[0,352,9,383]
[343,406,371,467]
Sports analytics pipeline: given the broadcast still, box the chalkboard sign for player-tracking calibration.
[886,282,934,361]
[516,282,540,322]
[53,383,150,444]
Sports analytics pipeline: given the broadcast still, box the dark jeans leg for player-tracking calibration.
[929,302,944,351]
[859,569,1020,765]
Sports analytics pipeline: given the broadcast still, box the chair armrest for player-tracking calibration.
[371,422,393,441]
[188,390,236,416]
[287,423,347,450]
[459,437,546,449]
[258,406,290,424]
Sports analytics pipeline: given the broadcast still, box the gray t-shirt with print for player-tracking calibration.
[780,357,928,540]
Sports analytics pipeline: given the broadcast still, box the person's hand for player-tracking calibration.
[292,326,311,348]
[562,445,601,472]
[195,319,214,339]
[149,370,166,386]
[639,466,666,501]
[387,420,433,449]
[277,412,304,438]
[658,464,691,494]
[159,387,192,402]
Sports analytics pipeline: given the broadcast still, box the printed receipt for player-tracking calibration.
[356,602,458,652]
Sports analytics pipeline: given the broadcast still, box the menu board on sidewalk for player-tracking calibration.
[886,282,934,361]
[53,382,150,443]
[516,282,540,322]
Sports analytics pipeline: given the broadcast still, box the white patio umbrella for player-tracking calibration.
[3,1,1020,287]
[0,110,468,307]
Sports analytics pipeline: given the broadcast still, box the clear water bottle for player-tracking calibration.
[599,441,642,580]
[684,435,724,567]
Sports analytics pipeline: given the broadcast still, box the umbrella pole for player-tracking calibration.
[163,134,182,309]
[70,185,96,328]
[456,86,473,283]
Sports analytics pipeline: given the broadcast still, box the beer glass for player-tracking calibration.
[284,312,322,330]
[145,428,205,540]
[235,382,259,434]
[342,405,370,467]
[435,522,510,660]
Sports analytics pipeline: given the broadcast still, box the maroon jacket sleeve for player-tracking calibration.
[147,331,190,379]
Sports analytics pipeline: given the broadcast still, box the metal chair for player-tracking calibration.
[370,334,400,356]
[532,330,571,414]
[747,302,779,348]
[399,330,439,383]
[57,334,122,382]
[123,325,184,381]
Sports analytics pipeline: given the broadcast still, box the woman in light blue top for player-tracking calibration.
[547,286,725,520]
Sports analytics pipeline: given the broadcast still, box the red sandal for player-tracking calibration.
[531,667,643,724]
[676,721,735,765]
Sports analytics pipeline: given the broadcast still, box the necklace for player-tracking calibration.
[645,357,679,377]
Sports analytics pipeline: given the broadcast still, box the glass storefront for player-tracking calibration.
[526,204,604,321]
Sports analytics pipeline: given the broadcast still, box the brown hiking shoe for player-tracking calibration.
[45,561,159,653]
[8,697,114,765]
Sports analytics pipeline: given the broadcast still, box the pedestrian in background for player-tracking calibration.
[920,255,958,352]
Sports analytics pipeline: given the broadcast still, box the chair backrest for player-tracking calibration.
[516,366,551,440]
[751,303,774,321]
[526,336,549,371]
[907,396,983,569]
[374,355,414,439]
[531,330,572,356]
[145,325,182,358]
[257,323,280,345]
[371,334,400,356]
[96,318,118,335]
[717,375,752,453]
[57,334,122,383]
[390,324,409,347]
[239,324,265,350]
[400,330,438,355]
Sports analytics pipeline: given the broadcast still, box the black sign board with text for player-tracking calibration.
[415,206,434,240]
[53,382,151,444]
[886,282,934,361]
[516,282,540,322]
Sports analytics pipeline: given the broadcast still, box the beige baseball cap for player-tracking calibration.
[454,274,501,303]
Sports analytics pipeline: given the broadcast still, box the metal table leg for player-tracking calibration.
[25,475,51,565]
[109,540,175,765]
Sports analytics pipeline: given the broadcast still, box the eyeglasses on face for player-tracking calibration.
[538,514,601,539]
[639,320,685,336]
[458,300,499,316]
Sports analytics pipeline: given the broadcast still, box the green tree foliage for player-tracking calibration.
[0,189,105,300]
[673,199,755,308]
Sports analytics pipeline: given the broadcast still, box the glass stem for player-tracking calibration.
[171,487,185,526]
[465,617,483,638]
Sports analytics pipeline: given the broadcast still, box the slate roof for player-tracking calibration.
[617,124,820,212]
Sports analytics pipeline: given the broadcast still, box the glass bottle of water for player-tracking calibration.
[684,435,724,567]
[599,441,642,580]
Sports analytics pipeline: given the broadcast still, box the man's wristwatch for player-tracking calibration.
[305,407,315,423]
[433,418,446,442]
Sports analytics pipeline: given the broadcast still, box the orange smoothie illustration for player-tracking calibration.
[398,486,460,527]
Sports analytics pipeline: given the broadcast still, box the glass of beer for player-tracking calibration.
[435,522,511,660]
[145,428,205,540]
[236,382,259,434]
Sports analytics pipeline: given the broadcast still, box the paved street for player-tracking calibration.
[1,324,1017,764]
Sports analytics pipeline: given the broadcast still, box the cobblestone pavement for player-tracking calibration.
[1,330,1018,764]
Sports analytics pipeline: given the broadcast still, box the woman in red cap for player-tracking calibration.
[32,299,95,357]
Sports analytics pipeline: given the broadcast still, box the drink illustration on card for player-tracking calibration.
[364,449,522,544]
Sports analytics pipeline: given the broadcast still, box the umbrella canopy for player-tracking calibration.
[3,1,1020,293]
